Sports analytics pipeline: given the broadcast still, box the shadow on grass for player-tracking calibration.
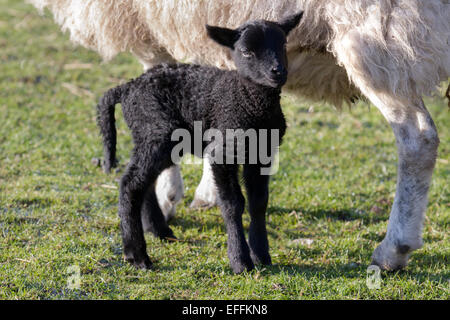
[114,204,446,285]
[171,214,227,235]
[10,196,55,208]
[104,234,448,289]
[172,203,388,234]
[267,205,389,223]
[153,258,448,285]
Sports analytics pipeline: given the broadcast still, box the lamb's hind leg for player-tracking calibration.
[119,142,174,269]
[367,94,439,270]
[136,52,185,222]
[136,43,216,213]
[118,153,153,269]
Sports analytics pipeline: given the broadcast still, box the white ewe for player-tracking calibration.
[29,0,450,271]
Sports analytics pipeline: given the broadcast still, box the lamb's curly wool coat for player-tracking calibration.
[97,63,287,272]
[29,0,450,271]
[98,64,286,174]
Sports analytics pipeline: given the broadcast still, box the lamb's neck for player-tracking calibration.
[237,76,281,112]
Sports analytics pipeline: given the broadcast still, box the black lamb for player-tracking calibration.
[96,12,303,273]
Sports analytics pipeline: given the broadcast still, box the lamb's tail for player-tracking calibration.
[96,84,125,173]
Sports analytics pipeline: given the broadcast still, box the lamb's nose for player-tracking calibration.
[271,66,281,75]
[271,65,284,76]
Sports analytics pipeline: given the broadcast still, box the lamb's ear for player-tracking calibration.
[277,11,303,36]
[206,25,239,49]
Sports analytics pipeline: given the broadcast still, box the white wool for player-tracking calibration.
[28,0,449,106]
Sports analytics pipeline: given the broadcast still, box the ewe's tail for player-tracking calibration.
[96,85,125,173]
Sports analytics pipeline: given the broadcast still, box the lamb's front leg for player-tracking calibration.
[366,94,439,270]
[212,164,254,273]
[243,164,271,266]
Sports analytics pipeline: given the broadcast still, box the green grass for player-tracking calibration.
[0,0,448,300]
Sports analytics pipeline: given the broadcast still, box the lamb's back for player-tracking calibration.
[126,63,228,123]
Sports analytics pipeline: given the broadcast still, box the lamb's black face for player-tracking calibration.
[232,22,288,88]
[206,11,303,88]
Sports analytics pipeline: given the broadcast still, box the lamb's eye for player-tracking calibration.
[241,49,253,58]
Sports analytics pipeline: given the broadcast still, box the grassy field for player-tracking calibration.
[0,0,448,300]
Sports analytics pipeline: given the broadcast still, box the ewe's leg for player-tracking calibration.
[140,149,177,236]
[154,165,184,222]
[141,181,176,240]
[243,164,271,265]
[135,47,176,72]
[190,156,219,208]
[212,164,253,273]
[334,30,440,270]
[367,94,439,270]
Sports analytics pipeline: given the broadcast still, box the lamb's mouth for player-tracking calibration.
[265,75,286,88]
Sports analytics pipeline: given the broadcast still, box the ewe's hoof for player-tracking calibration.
[189,198,216,209]
[158,198,179,222]
[371,241,411,271]
[190,178,218,209]
[155,165,184,220]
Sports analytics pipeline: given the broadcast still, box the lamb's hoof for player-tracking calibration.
[162,233,178,242]
[371,241,411,271]
[100,158,118,174]
[189,198,215,209]
[250,251,272,266]
[124,253,153,270]
[101,161,115,174]
[230,258,255,274]
[92,157,116,173]
[157,227,177,242]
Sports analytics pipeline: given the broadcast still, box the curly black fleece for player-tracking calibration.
[98,63,286,171]
[97,63,286,272]
[96,12,303,273]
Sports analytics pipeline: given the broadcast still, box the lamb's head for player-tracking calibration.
[206,11,303,88]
